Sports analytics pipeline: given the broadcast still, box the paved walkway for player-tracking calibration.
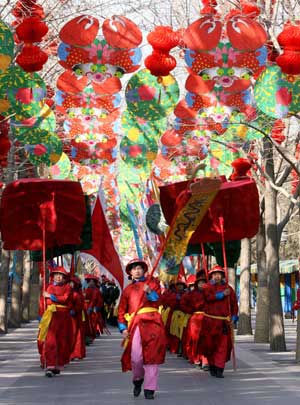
[0,319,300,404]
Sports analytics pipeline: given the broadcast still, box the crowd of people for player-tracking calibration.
[117,259,239,400]
[37,267,120,377]
[36,258,238,400]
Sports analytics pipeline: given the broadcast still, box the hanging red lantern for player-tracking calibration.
[16,44,48,72]
[145,26,179,77]
[16,16,48,43]
[145,51,176,77]
[276,22,300,74]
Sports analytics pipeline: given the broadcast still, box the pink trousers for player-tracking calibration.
[131,327,159,391]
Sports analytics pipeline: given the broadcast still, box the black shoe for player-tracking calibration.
[133,379,144,397]
[215,367,224,378]
[144,389,155,399]
[209,365,217,377]
[52,369,60,375]
[45,369,54,377]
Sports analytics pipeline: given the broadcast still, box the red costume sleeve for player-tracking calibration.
[117,288,129,326]
[180,291,193,314]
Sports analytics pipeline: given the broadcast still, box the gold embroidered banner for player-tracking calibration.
[160,178,221,275]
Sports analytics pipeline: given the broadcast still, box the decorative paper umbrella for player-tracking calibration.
[0,66,46,117]
[0,20,14,73]
[120,134,158,169]
[11,105,56,139]
[0,179,86,250]
[254,65,292,118]
[24,132,62,166]
[125,69,179,120]
[49,152,71,179]
[282,73,300,115]
[121,109,167,142]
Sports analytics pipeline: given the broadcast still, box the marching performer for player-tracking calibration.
[118,258,167,400]
[37,266,73,377]
[201,265,238,378]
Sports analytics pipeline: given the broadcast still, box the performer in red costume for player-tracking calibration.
[118,259,167,400]
[69,276,86,361]
[37,267,73,377]
[201,265,238,378]
[180,271,209,370]
[84,274,104,340]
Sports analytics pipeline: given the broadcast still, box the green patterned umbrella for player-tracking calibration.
[49,152,71,179]
[284,74,300,115]
[254,65,291,119]
[24,133,62,166]
[120,134,158,169]
[125,69,179,120]
[11,105,56,141]
[0,20,14,74]
[0,66,46,118]
[121,109,167,143]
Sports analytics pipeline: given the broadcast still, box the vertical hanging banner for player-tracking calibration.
[160,177,222,276]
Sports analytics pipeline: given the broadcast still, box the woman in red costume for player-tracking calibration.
[200,265,238,378]
[118,259,167,400]
[69,276,86,361]
[37,266,73,377]
[180,271,209,370]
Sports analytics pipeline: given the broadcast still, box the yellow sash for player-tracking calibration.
[38,304,67,342]
[170,310,191,339]
[161,306,171,325]
[124,307,159,328]
[122,307,159,350]
[82,310,86,322]
[194,311,204,315]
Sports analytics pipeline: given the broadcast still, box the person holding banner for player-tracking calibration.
[200,265,238,378]
[37,266,73,377]
[118,259,167,400]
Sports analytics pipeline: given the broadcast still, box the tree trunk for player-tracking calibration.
[22,251,31,323]
[228,267,236,290]
[237,238,252,335]
[0,247,10,333]
[264,138,286,351]
[29,262,40,320]
[254,212,270,343]
[9,251,23,328]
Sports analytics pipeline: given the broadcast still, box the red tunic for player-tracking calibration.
[70,290,86,360]
[38,283,73,369]
[84,287,104,338]
[180,288,205,364]
[118,277,167,372]
[200,281,238,366]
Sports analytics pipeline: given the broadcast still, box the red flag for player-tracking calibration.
[83,196,124,289]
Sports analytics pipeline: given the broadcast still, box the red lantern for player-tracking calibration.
[16,44,48,72]
[277,22,300,50]
[145,51,176,77]
[145,26,179,77]
[147,26,179,52]
[276,22,300,74]
[276,51,300,75]
[16,17,48,43]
